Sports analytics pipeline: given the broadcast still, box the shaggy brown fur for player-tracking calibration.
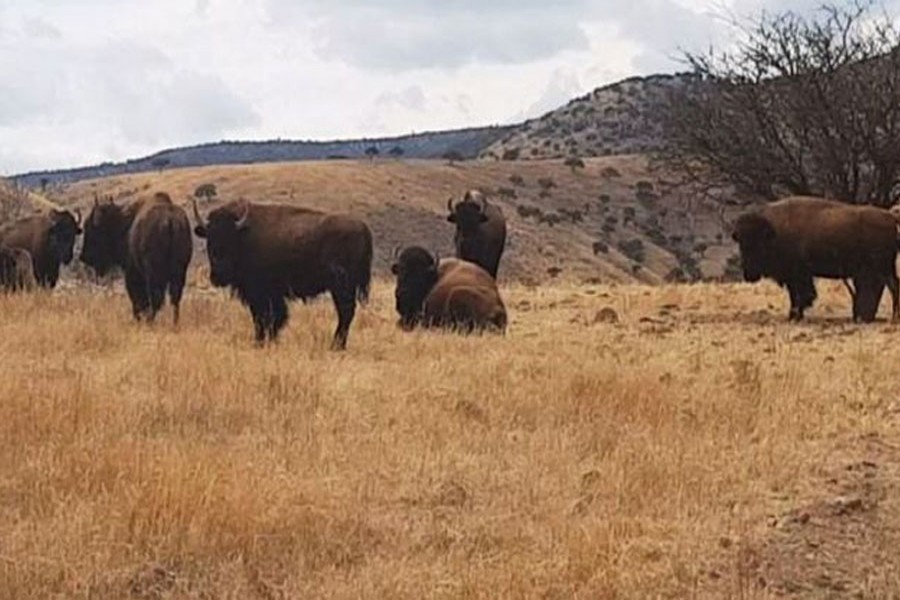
[0,209,82,288]
[392,246,507,333]
[80,193,192,324]
[447,190,507,279]
[193,199,372,348]
[733,196,899,322]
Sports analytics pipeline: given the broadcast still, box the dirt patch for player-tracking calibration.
[702,434,900,597]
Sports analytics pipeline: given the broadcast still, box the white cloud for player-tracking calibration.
[1,0,898,174]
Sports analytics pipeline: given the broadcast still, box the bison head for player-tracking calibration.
[193,199,249,287]
[447,190,488,227]
[731,212,776,283]
[391,246,439,331]
[80,197,127,276]
[48,208,82,266]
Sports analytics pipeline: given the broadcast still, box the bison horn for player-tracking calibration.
[234,201,250,229]
[479,194,487,212]
[73,208,82,226]
[447,197,456,214]
[191,197,206,228]
[392,245,402,259]
[93,193,99,206]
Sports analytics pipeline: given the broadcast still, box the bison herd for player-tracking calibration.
[0,189,508,348]
[1,191,899,347]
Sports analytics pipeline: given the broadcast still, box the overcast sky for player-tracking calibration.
[1,0,897,174]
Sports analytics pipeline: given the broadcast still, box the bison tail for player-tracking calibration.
[356,233,373,305]
[356,266,371,305]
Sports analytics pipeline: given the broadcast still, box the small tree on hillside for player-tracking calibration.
[151,157,171,172]
[443,150,464,165]
[388,146,405,158]
[564,156,586,174]
[662,2,900,206]
[194,183,218,203]
[365,146,380,160]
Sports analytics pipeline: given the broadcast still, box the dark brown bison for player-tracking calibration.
[732,196,900,322]
[192,199,373,349]
[0,208,82,288]
[0,247,36,291]
[80,193,192,324]
[391,246,507,333]
[446,190,507,278]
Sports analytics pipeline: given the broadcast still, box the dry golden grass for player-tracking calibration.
[2,278,900,598]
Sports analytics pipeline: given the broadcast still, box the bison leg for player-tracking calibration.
[853,273,887,323]
[786,275,816,322]
[329,286,356,351]
[168,273,187,327]
[124,269,151,321]
[248,295,288,344]
[146,284,166,323]
[887,272,899,323]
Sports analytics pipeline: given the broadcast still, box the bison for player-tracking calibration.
[80,192,193,324]
[0,247,36,291]
[446,190,507,278]
[0,208,82,288]
[732,196,900,322]
[391,246,507,333]
[192,199,372,349]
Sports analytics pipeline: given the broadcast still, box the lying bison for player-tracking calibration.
[391,246,507,333]
[447,190,507,278]
[0,247,36,291]
[0,208,82,288]
[732,196,900,322]
[192,199,372,348]
[80,193,192,324]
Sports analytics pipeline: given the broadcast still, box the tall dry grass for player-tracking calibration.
[0,279,897,598]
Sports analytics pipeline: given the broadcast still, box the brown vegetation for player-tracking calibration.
[0,280,899,596]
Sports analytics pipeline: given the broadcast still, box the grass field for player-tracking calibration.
[1,277,899,598]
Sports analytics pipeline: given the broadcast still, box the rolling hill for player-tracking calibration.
[12,127,512,189]
[11,72,688,189]
[47,157,742,285]
[482,74,689,161]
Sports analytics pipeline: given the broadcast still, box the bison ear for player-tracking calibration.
[478,213,488,223]
[390,263,399,275]
[194,225,207,238]
[446,214,456,223]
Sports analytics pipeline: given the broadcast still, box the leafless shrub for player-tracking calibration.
[662,2,900,206]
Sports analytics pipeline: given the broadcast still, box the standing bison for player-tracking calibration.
[732,196,900,322]
[446,190,507,278]
[80,192,192,324]
[0,208,82,288]
[192,199,372,349]
[0,247,36,291]
[391,246,507,333]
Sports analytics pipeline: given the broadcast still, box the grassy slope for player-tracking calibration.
[0,279,899,597]
[52,157,738,284]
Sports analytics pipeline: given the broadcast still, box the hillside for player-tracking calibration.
[482,74,689,161]
[12,126,512,188]
[50,157,743,285]
[12,72,690,190]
